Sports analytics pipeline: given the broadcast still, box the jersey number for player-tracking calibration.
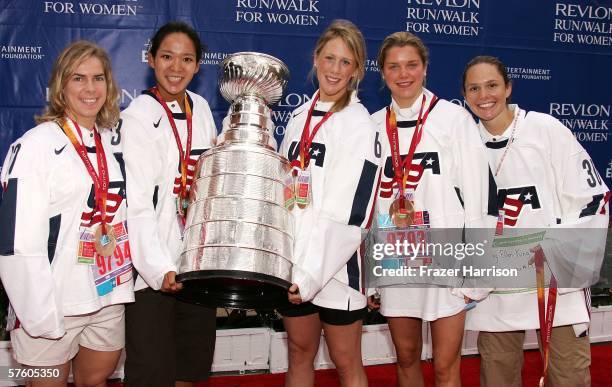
[374,132,382,158]
[111,119,122,146]
[7,143,21,174]
[582,159,602,187]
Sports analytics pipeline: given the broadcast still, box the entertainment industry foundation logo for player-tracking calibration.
[43,0,141,15]
[271,91,311,137]
[553,3,611,46]
[606,159,612,179]
[201,51,231,66]
[404,0,483,37]
[507,66,551,81]
[141,39,151,63]
[235,0,324,26]
[0,45,45,60]
[366,58,379,73]
[549,102,610,143]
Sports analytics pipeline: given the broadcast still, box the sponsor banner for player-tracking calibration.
[553,2,612,50]
[0,0,610,184]
[191,0,337,35]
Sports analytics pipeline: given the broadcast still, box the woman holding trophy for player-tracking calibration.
[119,21,217,387]
[368,32,492,387]
[279,19,380,387]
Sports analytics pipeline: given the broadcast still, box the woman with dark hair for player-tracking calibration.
[119,21,217,387]
[368,32,491,387]
[462,55,609,387]
[0,40,133,386]
[278,19,380,387]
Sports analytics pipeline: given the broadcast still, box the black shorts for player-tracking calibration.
[124,288,217,386]
[279,302,367,326]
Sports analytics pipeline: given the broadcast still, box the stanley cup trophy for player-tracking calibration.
[176,52,293,309]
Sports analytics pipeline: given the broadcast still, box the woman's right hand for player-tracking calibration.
[161,271,183,293]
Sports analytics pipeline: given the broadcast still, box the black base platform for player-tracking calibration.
[176,270,292,310]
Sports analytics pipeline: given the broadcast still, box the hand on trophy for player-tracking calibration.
[161,271,183,293]
[367,293,381,310]
[288,283,302,304]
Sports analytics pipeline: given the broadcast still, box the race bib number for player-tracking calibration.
[78,222,133,296]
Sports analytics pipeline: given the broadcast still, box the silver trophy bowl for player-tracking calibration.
[177,52,293,309]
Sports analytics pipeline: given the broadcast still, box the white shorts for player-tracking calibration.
[11,304,125,366]
[380,287,465,321]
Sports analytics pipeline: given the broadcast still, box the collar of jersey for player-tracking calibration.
[478,104,522,144]
[306,89,360,113]
[64,117,96,147]
[391,88,431,120]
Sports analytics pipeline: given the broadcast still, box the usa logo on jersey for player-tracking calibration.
[497,185,541,226]
[173,148,207,196]
[379,152,440,198]
[81,180,126,227]
[287,141,327,167]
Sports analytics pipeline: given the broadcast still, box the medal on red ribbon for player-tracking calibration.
[290,91,333,209]
[535,248,557,387]
[59,117,116,256]
[386,94,438,227]
[495,209,505,236]
[389,196,416,228]
[149,87,193,223]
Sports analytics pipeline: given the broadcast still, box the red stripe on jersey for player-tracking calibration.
[600,191,611,215]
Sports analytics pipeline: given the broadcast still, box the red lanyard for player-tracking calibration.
[291,91,334,170]
[59,117,110,234]
[385,94,437,197]
[149,87,193,199]
[535,248,558,387]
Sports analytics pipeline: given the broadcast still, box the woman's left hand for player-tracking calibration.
[288,283,303,304]
[464,296,477,311]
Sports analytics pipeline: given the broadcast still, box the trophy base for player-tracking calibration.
[176,270,291,310]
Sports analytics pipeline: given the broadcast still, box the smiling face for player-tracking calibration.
[314,37,357,103]
[63,55,107,129]
[463,62,513,128]
[382,45,427,108]
[148,32,200,104]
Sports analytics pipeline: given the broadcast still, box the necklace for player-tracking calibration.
[493,108,521,177]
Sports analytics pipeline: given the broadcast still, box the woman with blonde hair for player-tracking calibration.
[368,32,491,387]
[0,40,133,386]
[279,19,380,387]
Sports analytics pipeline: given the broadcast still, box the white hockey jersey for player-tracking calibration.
[279,92,380,311]
[371,89,492,321]
[465,105,610,333]
[120,90,217,291]
[0,120,134,339]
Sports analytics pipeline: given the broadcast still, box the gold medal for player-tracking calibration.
[389,198,415,228]
[94,224,117,257]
